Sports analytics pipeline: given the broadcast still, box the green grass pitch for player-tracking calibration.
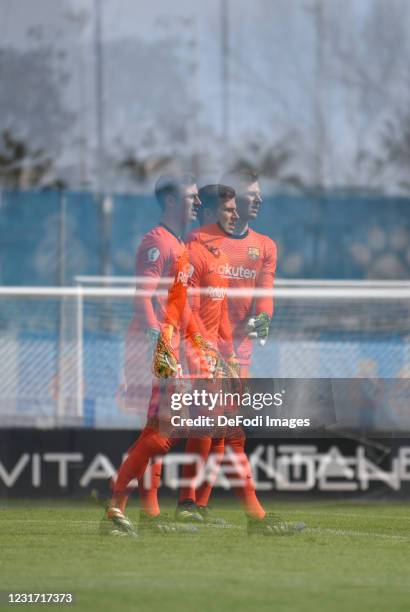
[1,499,409,612]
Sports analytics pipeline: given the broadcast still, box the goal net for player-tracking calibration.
[0,280,409,430]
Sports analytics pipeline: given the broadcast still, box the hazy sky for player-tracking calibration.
[1,0,410,191]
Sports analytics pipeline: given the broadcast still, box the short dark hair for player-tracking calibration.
[198,184,235,225]
[220,167,259,195]
[154,173,196,209]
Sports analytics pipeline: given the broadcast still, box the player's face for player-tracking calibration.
[236,181,262,220]
[217,197,240,234]
[181,184,201,223]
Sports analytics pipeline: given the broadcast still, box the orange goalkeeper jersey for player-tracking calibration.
[164,228,234,355]
[188,223,277,324]
[133,223,185,329]
[186,223,277,370]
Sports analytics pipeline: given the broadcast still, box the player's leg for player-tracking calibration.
[175,436,213,522]
[177,436,228,525]
[227,431,305,535]
[193,421,265,520]
[173,351,217,521]
[109,427,172,509]
[138,457,162,517]
[134,380,168,519]
[102,426,171,537]
[111,428,153,515]
[195,436,225,507]
[194,361,250,509]
[225,431,265,519]
[106,374,202,534]
[194,436,227,524]
[223,358,267,518]
[134,445,200,534]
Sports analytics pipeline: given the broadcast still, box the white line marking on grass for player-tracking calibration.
[306,527,410,541]
[284,509,410,522]
[0,519,96,524]
[2,519,409,542]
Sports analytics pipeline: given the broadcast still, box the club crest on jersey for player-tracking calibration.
[147,247,160,262]
[248,246,260,260]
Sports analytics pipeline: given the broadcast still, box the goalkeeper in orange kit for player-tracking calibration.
[191,172,304,534]
[155,183,304,535]
[190,170,278,531]
[101,173,204,536]
[102,184,239,536]
[158,185,242,523]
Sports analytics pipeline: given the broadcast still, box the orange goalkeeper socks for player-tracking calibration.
[111,427,172,513]
[195,437,225,507]
[138,458,162,517]
[178,437,212,503]
[195,436,265,519]
[225,436,265,519]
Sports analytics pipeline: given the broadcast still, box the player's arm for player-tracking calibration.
[176,239,229,377]
[182,241,225,376]
[184,241,210,339]
[218,296,234,356]
[160,248,190,332]
[248,237,277,344]
[160,242,206,339]
[154,244,210,377]
[135,234,169,342]
[218,296,240,377]
[153,248,191,378]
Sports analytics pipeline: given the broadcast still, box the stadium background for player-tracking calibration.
[1,189,409,499]
[0,0,409,497]
[0,190,409,428]
[2,5,410,612]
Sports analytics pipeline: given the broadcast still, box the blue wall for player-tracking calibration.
[0,190,409,284]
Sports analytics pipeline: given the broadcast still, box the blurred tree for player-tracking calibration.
[0,130,65,189]
[0,40,74,188]
[324,0,410,191]
[118,152,173,183]
[231,136,305,190]
[375,112,410,193]
[103,34,198,189]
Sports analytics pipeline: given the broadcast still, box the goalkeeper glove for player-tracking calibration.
[190,334,240,380]
[225,353,241,378]
[153,325,179,378]
[190,333,219,377]
[247,312,271,345]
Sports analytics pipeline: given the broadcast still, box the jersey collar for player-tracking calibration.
[217,222,249,240]
[159,222,183,243]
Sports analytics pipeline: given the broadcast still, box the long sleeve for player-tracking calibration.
[162,246,203,339]
[255,237,277,318]
[134,234,169,329]
[218,296,234,356]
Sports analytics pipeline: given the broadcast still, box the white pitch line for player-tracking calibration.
[0,518,238,529]
[1,518,409,541]
[306,527,409,541]
[284,509,410,522]
[0,519,97,525]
